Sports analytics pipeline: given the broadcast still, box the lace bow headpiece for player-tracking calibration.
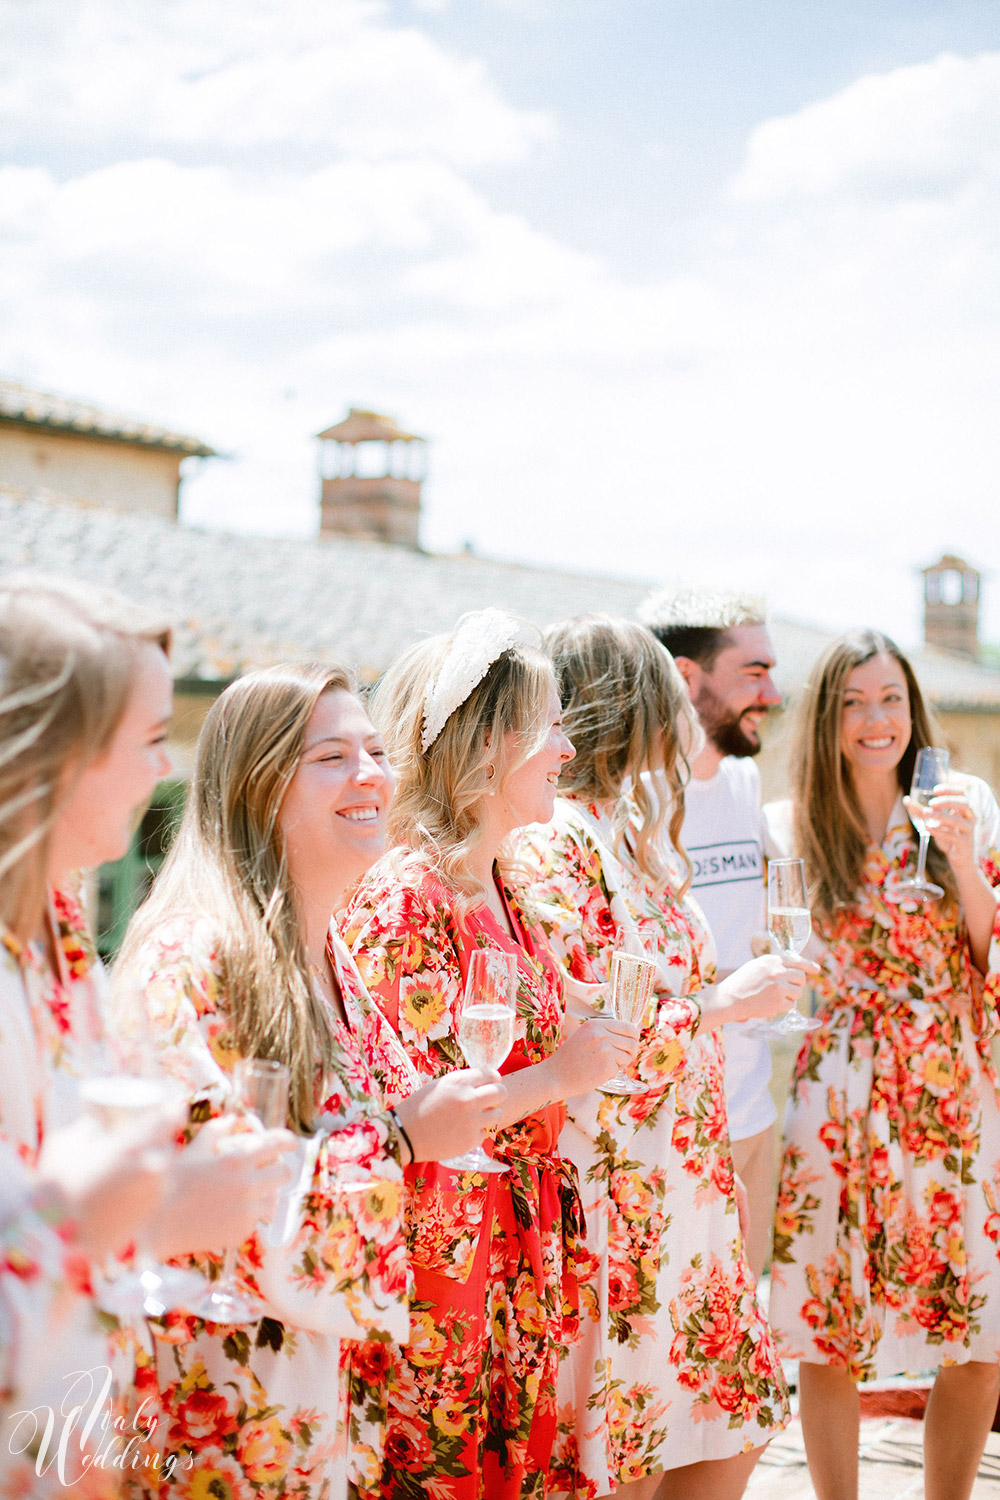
[421,609,530,752]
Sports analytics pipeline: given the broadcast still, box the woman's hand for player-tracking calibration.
[716,953,819,1024]
[549,1017,640,1097]
[151,1117,297,1258]
[395,1068,507,1163]
[910,786,977,872]
[38,1112,176,1261]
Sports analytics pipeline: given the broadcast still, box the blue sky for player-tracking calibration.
[2,0,1000,649]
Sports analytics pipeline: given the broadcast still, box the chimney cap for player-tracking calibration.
[317,407,425,444]
[920,552,981,576]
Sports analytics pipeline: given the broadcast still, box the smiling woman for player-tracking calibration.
[767,629,1000,1500]
[115,661,504,1500]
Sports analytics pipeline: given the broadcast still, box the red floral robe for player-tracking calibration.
[342,857,589,1500]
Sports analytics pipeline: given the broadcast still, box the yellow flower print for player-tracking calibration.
[407,1310,447,1367]
[399,976,448,1038]
[238,1417,293,1483]
[431,1398,467,1436]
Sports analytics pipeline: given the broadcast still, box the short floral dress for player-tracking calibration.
[129,916,413,1500]
[342,857,589,1500]
[518,797,789,1497]
[768,782,1000,1379]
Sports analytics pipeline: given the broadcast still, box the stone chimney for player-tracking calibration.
[317,408,426,548]
[921,553,981,661]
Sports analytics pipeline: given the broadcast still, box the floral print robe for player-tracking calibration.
[768,780,1000,1380]
[518,797,789,1496]
[129,917,412,1500]
[342,857,588,1500]
[0,889,123,1500]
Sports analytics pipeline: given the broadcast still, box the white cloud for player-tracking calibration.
[0,0,550,167]
[733,51,1000,202]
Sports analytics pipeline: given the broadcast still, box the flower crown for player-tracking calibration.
[421,609,528,752]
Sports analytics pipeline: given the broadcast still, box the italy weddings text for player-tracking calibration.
[5,1364,191,1485]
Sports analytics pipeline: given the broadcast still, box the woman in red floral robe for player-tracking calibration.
[342,611,639,1500]
[767,630,1000,1500]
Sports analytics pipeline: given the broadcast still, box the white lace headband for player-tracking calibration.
[421,609,528,752]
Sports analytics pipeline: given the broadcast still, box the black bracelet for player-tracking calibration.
[389,1108,415,1165]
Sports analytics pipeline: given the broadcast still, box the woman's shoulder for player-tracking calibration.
[347,850,456,932]
[129,910,224,980]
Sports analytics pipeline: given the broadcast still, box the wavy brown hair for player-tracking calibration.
[543,615,693,893]
[0,574,171,943]
[371,630,554,909]
[119,663,353,1131]
[791,629,954,921]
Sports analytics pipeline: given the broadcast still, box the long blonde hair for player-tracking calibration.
[791,628,953,921]
[544,615,692,892]
[119,663,353,1131]
[0,573,171,943]
[372,631,554,908]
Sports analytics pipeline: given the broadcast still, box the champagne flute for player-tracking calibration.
[887,746,950,904]
[759,858,821,1037]
[599,946,657,1096]
[192,1058,290,1325]
[442,950,516,1176]
[88,990,211,1321]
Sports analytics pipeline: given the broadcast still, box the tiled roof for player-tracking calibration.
[0,379,215,457]
[1,490,998,711]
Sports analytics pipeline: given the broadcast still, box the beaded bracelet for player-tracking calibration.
[388,1107,415,1165]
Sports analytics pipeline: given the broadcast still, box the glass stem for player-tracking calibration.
[219,1246,238,1287]
[914,830,930,883]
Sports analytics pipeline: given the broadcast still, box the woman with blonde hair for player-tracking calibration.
[519,615,807,1500]
[117,660,504,1499]
[0,574,290,1498]
[767,629,1000,1500]
[342,609,640,1499]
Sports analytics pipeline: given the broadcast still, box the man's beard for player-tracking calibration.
[694,683,763,759]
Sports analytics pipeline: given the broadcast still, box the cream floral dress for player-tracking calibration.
[129,917,413,1500]
[519,797,789,1498]
[0,888,126,1500]
[768,781,1000,1380]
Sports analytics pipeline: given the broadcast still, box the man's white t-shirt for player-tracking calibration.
[682,757,777,1141]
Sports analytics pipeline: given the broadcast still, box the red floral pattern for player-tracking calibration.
[770,785,1000,1380]
[342,857,588,1500]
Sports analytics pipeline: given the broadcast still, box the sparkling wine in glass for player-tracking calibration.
[192,1058,290,1325]
[442,950,516,1176]
[90,990,211,1321]
[887,745,950,904]
[759,858,821,1037]
[599,947,657,1096]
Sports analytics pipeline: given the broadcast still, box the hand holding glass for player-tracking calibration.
[599,948,656,1095]
[759,858,821,1037]
[192,1058,290,1325]
[889,746,950,904]
[442,951,516,1176]
[87,989,211,1321]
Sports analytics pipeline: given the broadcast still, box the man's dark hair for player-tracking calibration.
[638,589,766,669]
